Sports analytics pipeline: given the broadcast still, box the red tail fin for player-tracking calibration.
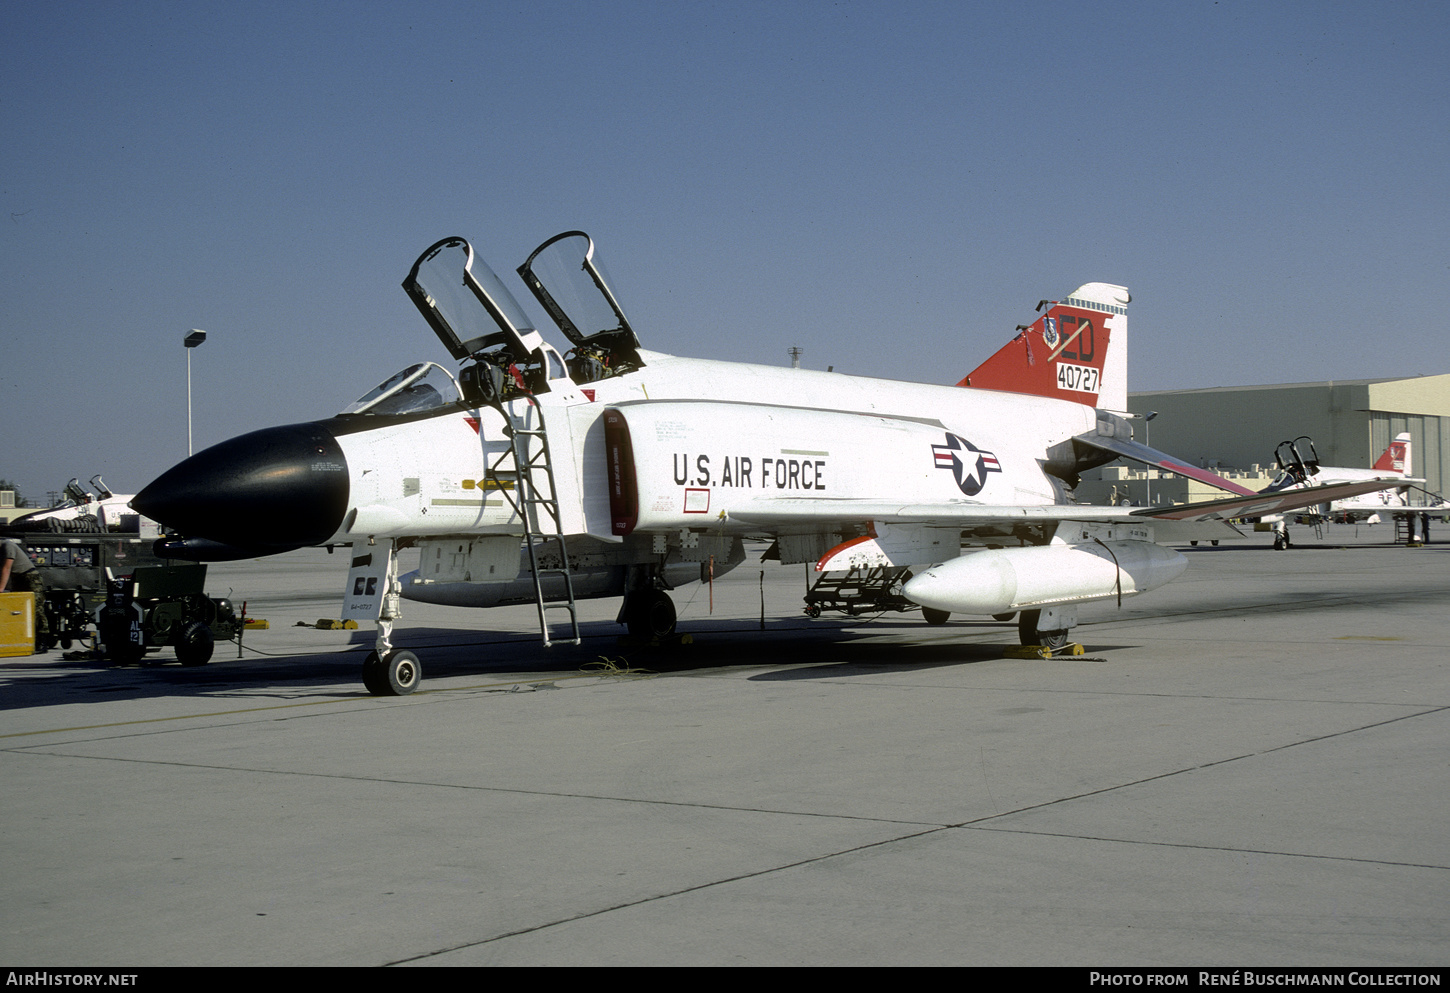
[1372,432,1412,475]
[959,282,1129,411]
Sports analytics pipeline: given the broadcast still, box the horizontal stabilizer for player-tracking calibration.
[1073,431,1257,497]
[1406,483,1450,508]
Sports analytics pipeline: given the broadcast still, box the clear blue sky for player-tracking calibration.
[4,0,1447,504]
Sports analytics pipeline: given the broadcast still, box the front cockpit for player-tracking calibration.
[340,362,464,417]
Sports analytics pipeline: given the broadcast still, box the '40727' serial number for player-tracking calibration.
[1056,361,1100,393]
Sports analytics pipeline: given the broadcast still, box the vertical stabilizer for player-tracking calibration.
[1372,432,1412,476]
[959,282,1130,412]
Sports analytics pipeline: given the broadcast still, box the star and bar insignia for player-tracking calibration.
[932,433,1002,496]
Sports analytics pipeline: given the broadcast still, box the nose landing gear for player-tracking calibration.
[363,649,421,696]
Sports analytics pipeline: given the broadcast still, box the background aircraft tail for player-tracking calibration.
[958,282,1130,412]
[1372,432,1412,476]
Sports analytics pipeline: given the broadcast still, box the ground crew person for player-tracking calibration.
[1,537,49,649]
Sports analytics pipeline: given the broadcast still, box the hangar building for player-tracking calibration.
[1123,373,1450,501]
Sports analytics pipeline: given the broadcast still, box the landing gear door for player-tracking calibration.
[403,237,544,362]
[343,548,389,623]
[518,231,643,374]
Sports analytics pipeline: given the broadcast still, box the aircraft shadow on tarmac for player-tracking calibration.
[8,549,1445,711]
[387,618,1021,677]
[0,618,1035,712]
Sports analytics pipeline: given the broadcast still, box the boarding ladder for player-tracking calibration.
[484,393,581,647]
[1395,513,1430,546]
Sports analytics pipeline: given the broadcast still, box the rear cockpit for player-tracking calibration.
[518,231,643,381]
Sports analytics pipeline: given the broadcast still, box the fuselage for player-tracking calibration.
[135,348,1101,556]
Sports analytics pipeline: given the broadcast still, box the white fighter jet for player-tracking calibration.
[1257,433,1441,547]
[3,476,145,535]
[132,231,1394,694]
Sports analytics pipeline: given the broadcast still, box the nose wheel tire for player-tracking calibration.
[363,649,421,696]
[362,651,384,694]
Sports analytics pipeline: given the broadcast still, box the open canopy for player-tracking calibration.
[402,237,544,363]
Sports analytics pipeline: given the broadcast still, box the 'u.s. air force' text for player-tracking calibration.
[673,454,826,490]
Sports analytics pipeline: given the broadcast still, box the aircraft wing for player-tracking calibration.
[1405,483,1449,509]
[728,478,1407,542]
[727,500,1239,542]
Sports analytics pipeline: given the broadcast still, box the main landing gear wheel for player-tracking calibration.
[626,590,677,639]
[1018,609,1070,650]
[921,607,950,626]
[363,649,421,696]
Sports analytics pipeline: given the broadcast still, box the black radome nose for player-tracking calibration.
[133,421,350,550]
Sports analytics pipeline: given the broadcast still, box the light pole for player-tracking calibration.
[185,329,207,455]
